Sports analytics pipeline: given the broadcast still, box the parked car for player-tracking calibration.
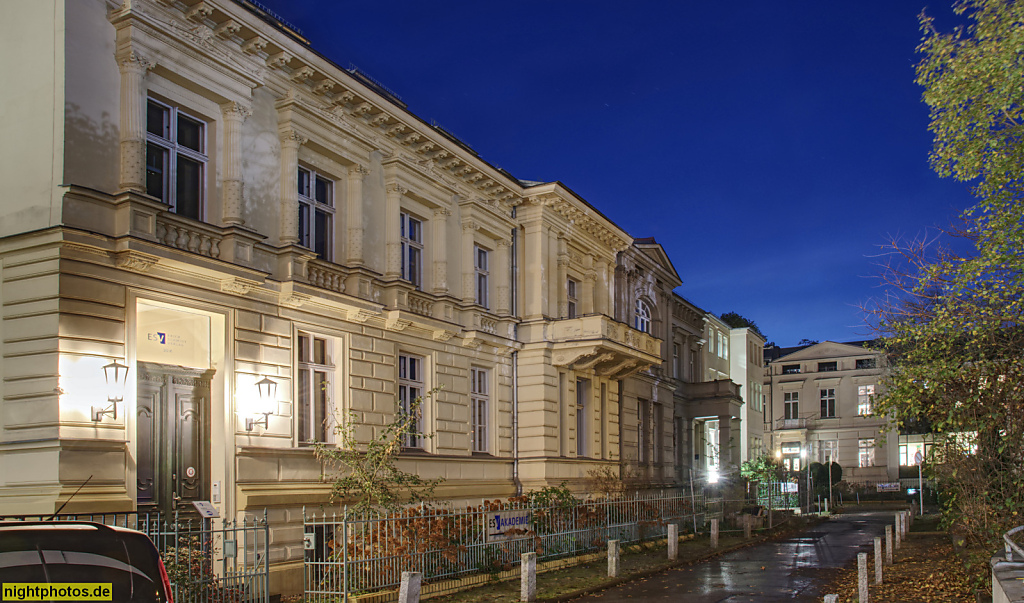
[0,521,173,602]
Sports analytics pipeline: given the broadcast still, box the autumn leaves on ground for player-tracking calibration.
[822,514,977,603]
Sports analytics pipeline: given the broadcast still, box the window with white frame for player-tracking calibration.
[398,354,425,448]
[400,212,424,289]
[475,245,489,308]
[634,299,651,333]
[858,438,875,467]
[298,167,334,260]
[297,332,335,444]
[576,379,589,457]
[471,367,489,453]
[566,278,578,319]
[784,391,799,420]
[858,385,875,415]
[820,388,836,418]
[821,439,839,464]
[718,332,728,359]
[146,99,207,220]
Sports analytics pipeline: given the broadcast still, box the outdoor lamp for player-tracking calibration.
[91,360,129,422]
[246,376,278,431]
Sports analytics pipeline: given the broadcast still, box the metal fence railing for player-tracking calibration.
[303,490,722,601]
[1,510,270,603]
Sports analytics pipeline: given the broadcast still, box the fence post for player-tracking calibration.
[710,518,719,549]
[874,536,883,585]
[608,540,620,577]
[824,595,838,603]
[895,515,902,551]
[398,572,422,603]
[521,552,537,602]
[885,525,893,565]
[858,552,869,602]
[668,524,678,560]
[743,514,751,539]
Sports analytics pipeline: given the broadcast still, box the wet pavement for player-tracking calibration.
[578,512,890,602]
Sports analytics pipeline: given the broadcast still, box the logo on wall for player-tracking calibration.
[147,331,186,350]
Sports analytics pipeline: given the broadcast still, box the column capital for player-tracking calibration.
[280,128,307,148]
[386,183,408,196]
[433,207,452,218]
[117,50,155,75]
[221,101,252,121]
[461,220,479,232]
[348,164,369,179]
[496,238,512,249]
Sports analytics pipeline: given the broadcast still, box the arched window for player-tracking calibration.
[634,299,651,333]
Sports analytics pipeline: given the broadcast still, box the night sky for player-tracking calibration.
[252,0,976,346]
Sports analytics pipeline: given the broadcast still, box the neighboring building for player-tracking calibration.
[763,341,896,483]
[730,326,766,465]
[0,0,758,594]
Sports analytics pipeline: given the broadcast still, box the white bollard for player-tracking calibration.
[521,552,536,602]
[398,571,422,603]
[743,514,752,539]
[895,516,902,551]
[824,498,829,514]
[874,536,883,585]
[668,523,679,560]
[608,539,620,577]
[711,518,719,549]
[858,552,869,602]
[885,525,893,565]
[824,595,839,603]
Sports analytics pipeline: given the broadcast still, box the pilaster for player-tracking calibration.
[346,165,368,265]
[278,129,306,244]
[221,101,252,225]
[495,239,512,315]
[460,219,478,303]
[117,51,155,193]
[432,208,451,295]
[384,183,406,279]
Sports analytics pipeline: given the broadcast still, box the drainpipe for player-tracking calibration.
[511,209,522,496]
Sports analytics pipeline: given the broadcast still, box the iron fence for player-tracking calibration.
[303,490,721,601]
[1,510,270,603]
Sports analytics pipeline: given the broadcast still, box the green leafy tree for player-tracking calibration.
[314,390,443,514]
[740,454,785,484]
[869,0,1024,585]
[719,311,765,339]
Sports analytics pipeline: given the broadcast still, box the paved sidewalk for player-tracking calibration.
[576,512,890,602]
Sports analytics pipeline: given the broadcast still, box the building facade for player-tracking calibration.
[763,341,896,483]
[1,0,760,593]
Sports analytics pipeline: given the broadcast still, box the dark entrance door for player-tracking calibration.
[136,362,214,511]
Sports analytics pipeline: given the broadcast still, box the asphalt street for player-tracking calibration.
[578,512,891,602]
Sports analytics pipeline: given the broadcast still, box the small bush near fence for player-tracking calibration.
[303,489,720,601]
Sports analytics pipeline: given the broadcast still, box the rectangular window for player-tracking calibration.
[856,358,877,370]
[475,245,489,308]
[858,438,875,468]
[298,167,334,260]
[820,388,836,418]
[398,354,425,448]
[818,361,838,372]
[471,367,489,453]
[638,399,649,463]
[782,364,801,374]
[821,440,839,464]
[784,391,799,420]
[400,212,424,289]
[297,332,335,444]
[566,278,578,319]
[576,379,589,457]
[146,99,207,220]
[858,385,875,415]
[720,333,728,360]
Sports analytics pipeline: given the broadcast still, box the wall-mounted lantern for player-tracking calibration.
[91,360,129,422]
[246,376,278,432]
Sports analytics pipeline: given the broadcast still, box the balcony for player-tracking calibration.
[775,417,811,430]
[541,315,662,379]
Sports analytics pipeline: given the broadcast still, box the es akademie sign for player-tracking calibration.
[485,509,532,542]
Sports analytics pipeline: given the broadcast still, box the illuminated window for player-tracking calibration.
[146,99,206,220]
[858,385,875,415]
[784,391,799,420]
[858,438,875,468]
[821,440,839,464]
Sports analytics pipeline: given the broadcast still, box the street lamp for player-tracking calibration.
[245,376,278,431]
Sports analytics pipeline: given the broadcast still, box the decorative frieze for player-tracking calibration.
[241,36,268,54]
[214,19,240,38]
[221,277,260,295]
[114,250,159,273]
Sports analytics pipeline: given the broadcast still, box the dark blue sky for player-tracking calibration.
[254,0,975,346]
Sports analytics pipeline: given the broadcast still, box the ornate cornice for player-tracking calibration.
[220,277,260,295]
[114,250,159,273]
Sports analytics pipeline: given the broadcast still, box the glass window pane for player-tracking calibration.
[314,209,329,259]
[177,114,203,152]
[298,334,309,363]
[298,168,310,197]
[175,155,202,220]
[313,337,326,365]
[298,368,310,443]
[147,102,167,138]
[145,145,166,201]
[315,176,331,206]
[298,203,310,248]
